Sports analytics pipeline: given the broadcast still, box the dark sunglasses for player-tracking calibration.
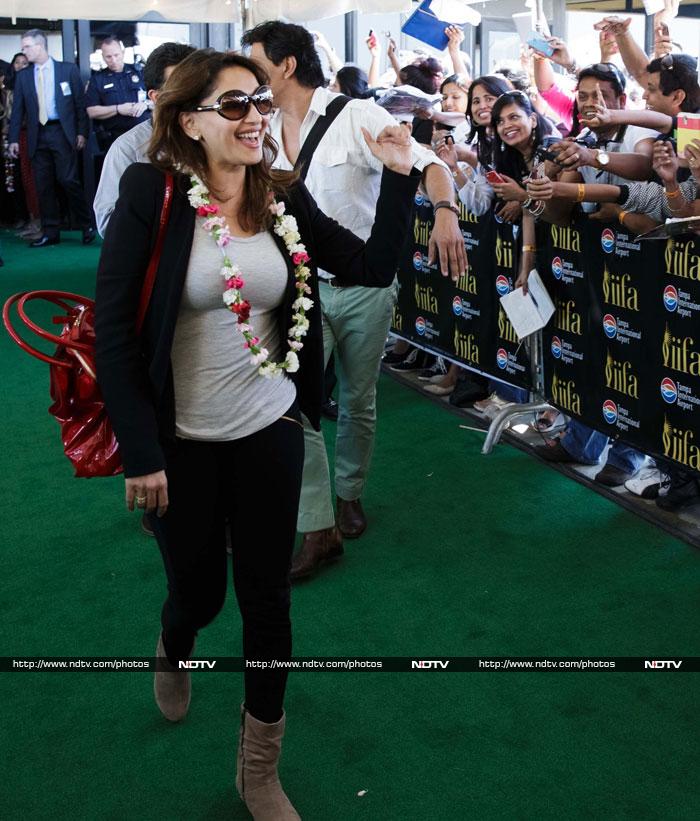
[586,62,626,92]
[660,53,675,71]
[191,85,273,120]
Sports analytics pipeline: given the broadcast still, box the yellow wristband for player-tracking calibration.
[618,211,627,226]
[576,183,585,203]
[522,244,536,252]
[666,187,681,198]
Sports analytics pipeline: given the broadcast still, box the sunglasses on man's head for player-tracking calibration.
[191,86,274,120]
[587,62,626,91]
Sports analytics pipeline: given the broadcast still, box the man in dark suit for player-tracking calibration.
[8,28,95,246]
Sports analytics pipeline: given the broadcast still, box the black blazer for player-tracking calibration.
[8,60,88,157]
[95,163,419,478]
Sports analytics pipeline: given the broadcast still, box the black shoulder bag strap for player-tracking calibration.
[294,95,352,181]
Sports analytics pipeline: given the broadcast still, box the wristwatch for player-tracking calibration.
[433,200,460,217]
[596,149,611,167]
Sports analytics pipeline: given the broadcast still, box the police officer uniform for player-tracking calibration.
[85,63,149,151]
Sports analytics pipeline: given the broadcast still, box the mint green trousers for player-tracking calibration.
[296,280,398,533]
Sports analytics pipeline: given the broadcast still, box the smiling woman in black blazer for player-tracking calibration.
[94,50,418,819]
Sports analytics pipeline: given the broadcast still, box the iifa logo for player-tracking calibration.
[602,399,618,424]
[415,316,426,336]
[412,252,423,271]
[663,284,678,313]
[551,336,562,359]
[551,256,563,280]
[495,275,510,296]
[496,348,508,369]
[414,192,424,206]
[601,228,615,254]
[603,314,617,339]
[452,296,463,316]
[660,377,678,404]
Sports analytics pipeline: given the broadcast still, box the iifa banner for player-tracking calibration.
[540,220,700,473]
[392,194,531,389]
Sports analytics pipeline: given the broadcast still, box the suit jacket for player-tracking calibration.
[8,59,88,157]
[95,163,419,478]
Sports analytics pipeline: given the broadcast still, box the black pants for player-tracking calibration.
[150,404,304,723]
[32,123,92,238]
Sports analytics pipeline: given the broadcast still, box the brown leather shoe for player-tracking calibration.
[290,526,344,582]
[336,497,367,538]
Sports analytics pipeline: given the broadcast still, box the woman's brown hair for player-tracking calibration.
[148,49,297,232]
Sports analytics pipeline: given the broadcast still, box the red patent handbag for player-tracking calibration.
[2,173,173,477]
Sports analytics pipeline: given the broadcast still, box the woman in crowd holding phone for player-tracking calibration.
[435,74,512,216]
[94,49,419,820]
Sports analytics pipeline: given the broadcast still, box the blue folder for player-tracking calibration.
[401,0,452,51]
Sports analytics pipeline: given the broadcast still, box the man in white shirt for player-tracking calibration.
[243,22,466,580]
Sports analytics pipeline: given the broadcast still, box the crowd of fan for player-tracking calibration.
[316,13,700,513]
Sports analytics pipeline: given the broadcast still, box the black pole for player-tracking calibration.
[344,11,357,63]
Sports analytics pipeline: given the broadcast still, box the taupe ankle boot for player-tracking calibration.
[154,634,192,722]
[236,705,300,820]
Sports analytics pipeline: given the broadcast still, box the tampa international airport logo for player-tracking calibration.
[603,314,617,339]
[601,228,615,254]
[551,256,563,280]
[495,275,510,296]
[602,399,618,424]
[660,377,678,404]
[663,285,678,312]
[551,336,562,359]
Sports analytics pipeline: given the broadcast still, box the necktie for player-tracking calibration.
[37,65,48,125]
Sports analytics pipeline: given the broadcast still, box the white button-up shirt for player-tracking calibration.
[270,87,445,276]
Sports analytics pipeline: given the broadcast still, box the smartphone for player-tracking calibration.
[485,169,506,185]
[527,32,554,57]
[367,29,377,49]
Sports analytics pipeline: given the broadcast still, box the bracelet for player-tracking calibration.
[665,187,681,199]
[522,244,537,252]
[576,183,585,203]
[433,201,460,217]
[522,197,533,209]
[618,211,628,226]
[527,200,546,217]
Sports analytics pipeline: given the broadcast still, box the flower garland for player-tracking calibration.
[187,174,313,377]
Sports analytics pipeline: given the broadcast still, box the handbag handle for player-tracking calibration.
[2,171,174,365]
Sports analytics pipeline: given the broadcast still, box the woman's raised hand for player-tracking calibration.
[362,125,413,175]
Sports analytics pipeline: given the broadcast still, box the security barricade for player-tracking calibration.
[391,194,532,390]
[392,198,700,473]
[539,218,700,473]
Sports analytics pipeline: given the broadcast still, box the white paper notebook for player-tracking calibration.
[499,270,555,340]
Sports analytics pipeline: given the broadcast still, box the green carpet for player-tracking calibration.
[1,229,698,820]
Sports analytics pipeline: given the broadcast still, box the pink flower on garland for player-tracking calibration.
[227,275,245,289]
[231,300,251,321]
[292,251,310,265]
[197,204,219,217]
